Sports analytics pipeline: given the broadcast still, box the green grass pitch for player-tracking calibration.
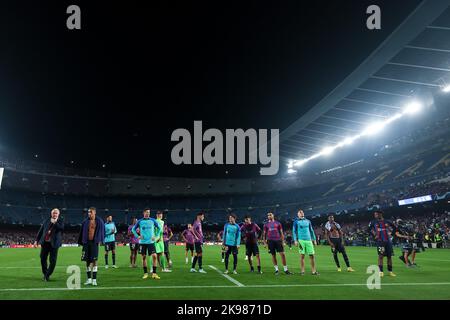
[0,245,449,300]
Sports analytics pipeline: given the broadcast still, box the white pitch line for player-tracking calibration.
[208,265,245,287]
[1,282,450,292]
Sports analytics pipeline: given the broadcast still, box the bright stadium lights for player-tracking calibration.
[361,122,385,136]
[402,101,423,115]
[287,168,297,174]
[442,85,450,93]
[320,146,336,156]
[286,99,427,173]
[286,99,429,173]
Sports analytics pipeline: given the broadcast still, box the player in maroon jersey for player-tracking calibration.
[263,212,291,275]
[181,224,195,264]
[241,215,262,273]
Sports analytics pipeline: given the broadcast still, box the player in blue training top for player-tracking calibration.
[368,210,396,277]
[132,209,161,280]
[293,209,319,276]
[104,215,117,269]
[222,213,241,274]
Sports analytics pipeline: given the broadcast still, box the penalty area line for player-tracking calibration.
[208,265,245,287]
[1,282,450,291]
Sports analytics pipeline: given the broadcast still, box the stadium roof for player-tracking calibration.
[280,0,450,164]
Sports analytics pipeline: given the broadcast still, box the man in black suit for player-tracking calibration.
[34,208,64,281]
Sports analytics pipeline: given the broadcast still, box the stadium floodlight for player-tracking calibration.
[403,101,422,115]
[294,159,307,167]
[287,168,297,174]
[285,99,426,173]
[442,85,450,93]
[361,122,385,136]
[320,146,335,156]
[288,160,294,169]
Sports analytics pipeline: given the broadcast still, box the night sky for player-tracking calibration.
[0,0,422,178]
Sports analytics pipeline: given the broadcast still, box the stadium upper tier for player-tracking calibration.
[1,116,449,197]
[0,132,448,225]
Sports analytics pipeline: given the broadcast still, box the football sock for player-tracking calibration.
[191,256,198,268]
[92,266,97,280]
[224,253,230,270]
[105,254,108,265]
[343,253,350,268]
[333,253,340,268]
[198,256,203,269]
[112,254,116,265]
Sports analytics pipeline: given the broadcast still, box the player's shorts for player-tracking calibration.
[330,238,345,254]
[104,241,116,252]
[402,243,413,254]
[376,241,393,257]
[186,243,194,251]
[81,240,99,263]
[245,243,259,256]
[130,243,139,252]
[299,240,315,255]
[139,243,156,256]
[268,240,284,255]
[225,245,238,255]
[164,241,170,254]
[194,242,203,254]
[155,241,164,254]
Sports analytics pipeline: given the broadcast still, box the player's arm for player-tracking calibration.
[34,221,45,247]
[114,223,117,234]
[338,229,345,245]
[192,224,200,241]
[168,228,173,241]
[292,221,298,245]
[54,217,64,231]
[222,224,228,247]
[236,225,241,248]
[255,224,262,240]
[181,230,187,242]
[325,228,332,246]
[309,221,317,245]
[262,225,267,246]
[131,221,140,239]
[279,224,285,242]
[368,222,376,238]
[99,219,105,244]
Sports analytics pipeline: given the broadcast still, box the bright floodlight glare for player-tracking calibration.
[287,168,297,174]
[443,85,450,93]
[287,160,294,169]
[320,146,335,156]
[403,101,422,115]
[362,122,385,136]
[294,159,307,167]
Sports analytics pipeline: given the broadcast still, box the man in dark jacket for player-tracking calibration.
[34,208,64,281]
[78,207,105,286]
